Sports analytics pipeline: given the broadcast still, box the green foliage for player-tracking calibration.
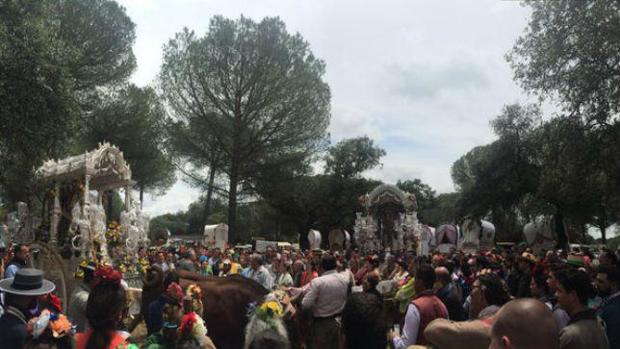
[421,192,461,227]
[325,136,387,178]
[502,1,620,242]
[452,103,620,242]
[0,0,136,205]
[81,84,175,196]
[150,211,189,237]
[452,104,541,219]
[607,235,620,252]
[160,16,331,241]
[508,0,620,125]
[255,137,386,246]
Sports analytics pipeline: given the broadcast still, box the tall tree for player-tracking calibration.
[0,0,136,205]
[533,116,617,243]
[508,0,620,125]
[257,136,386,247]
[508,0,620,241]
[451,104,540,221]
[160,16,331,242]
[167,115,226,230]
[324,136,386,178]
[82,84,175,203]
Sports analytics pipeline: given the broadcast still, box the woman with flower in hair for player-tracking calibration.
[75,266,138,349]
[185,284,204,319]
[177,310,216,349]
[23,309,75,349]
[143,295,184,349]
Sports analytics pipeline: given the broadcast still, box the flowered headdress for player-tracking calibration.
[244,291,289,349]
[74,259,98,279]
[27,309,74,339]
[166,282,184,305]
[185,284,204,316]
[39,293,63,313]
[177,311,210,347]
[94,265,122,285]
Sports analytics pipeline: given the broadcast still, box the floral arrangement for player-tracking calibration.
[27,309,74,339]
[137,257,149,273]
[74,259,98,279]
[244,291,289,349]
[247,292,286,327]
[114,246,149,275]
[105,221,122,246]
[257,300,284,318]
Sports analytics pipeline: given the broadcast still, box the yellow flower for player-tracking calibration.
[261,301,283,317]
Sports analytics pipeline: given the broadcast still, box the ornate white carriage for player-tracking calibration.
[353,184,429,254]
[2,143,151,303]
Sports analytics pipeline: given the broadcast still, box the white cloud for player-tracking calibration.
[118,0,534,215]
[142,180,200,216]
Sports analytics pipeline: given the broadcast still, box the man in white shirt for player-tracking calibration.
[302,254,352,349]
[249,254,273,290]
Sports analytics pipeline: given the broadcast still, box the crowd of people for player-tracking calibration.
[0,241,618,349]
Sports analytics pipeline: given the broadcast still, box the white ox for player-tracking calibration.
[434,224,460,253]
[328,229,351,251]
[523,216,561,255]
[419,225,435,255]
[308,229,322,250]
[461,219,496,252]
[204,223,229,250]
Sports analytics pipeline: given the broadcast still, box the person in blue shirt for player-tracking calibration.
[147,272,180,335]
[4,244,29,279]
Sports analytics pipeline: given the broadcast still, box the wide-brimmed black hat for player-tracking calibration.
[0,268,55,296]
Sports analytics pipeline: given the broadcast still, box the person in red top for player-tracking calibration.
[75,266,136,349]
[300,259,319,286]
[389,264,448,348]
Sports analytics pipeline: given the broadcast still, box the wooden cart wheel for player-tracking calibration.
[30,242,68,306]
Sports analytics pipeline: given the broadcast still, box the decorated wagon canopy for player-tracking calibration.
[34,142,149,265]
[37,142,135,190]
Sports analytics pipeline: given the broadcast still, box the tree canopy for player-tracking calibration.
[325,136,386,179]
[0,0,136,205]
[508,0,620,125]
[82,84,175,200]
[160,16,331,242]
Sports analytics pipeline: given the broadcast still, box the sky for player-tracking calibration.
[116,0,535,217]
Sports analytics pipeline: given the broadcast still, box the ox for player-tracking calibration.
[142,269,269,349]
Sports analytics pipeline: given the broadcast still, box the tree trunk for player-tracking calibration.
[140,185,144,210]
[228,160,239,243]
[202,165,217,227]
[600,212,607,245]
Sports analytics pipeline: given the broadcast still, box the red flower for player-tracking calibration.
[94,266,122,284]
[47,294,63,313]
[166,283,184,305]
[179,312,197,335]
